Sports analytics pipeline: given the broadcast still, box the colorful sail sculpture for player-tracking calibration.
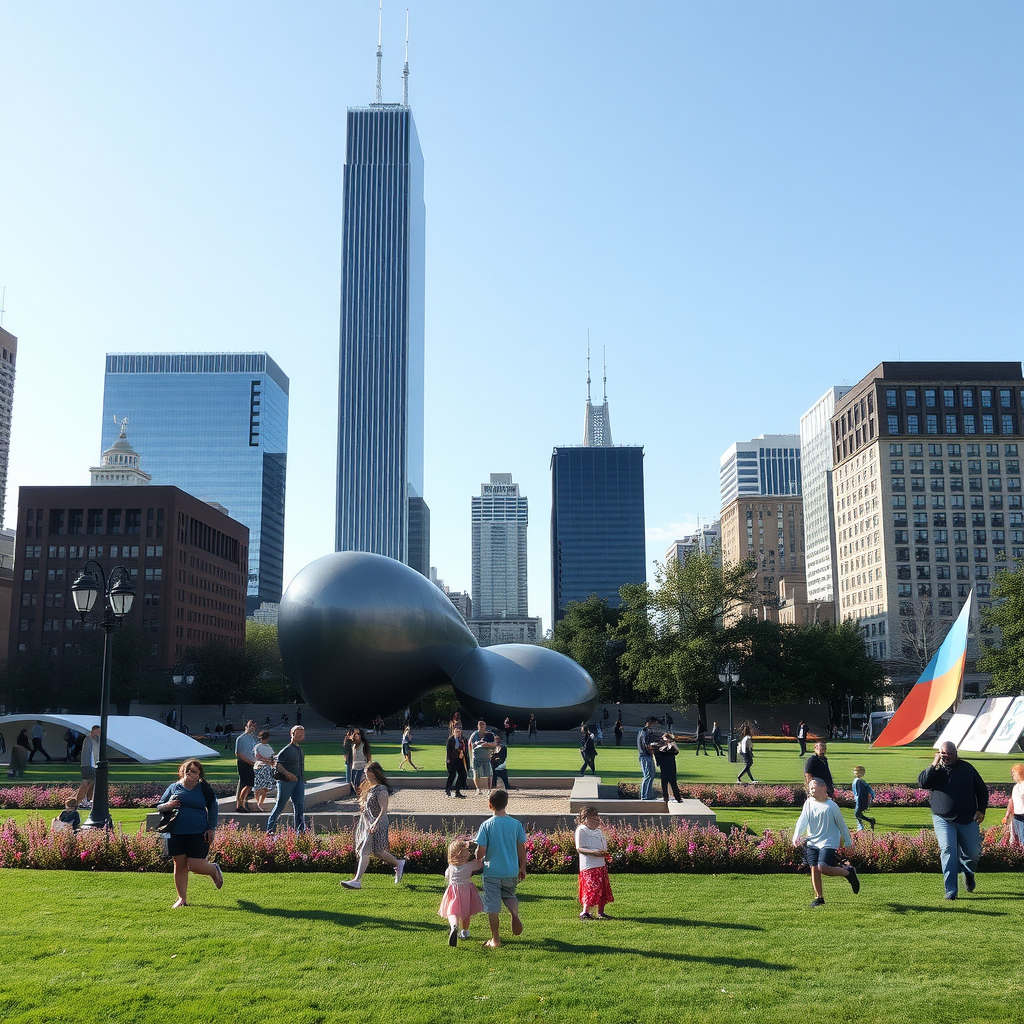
[872,592,973,748]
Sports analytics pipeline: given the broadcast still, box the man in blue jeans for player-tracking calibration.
[637,716,658,800]
[918,741,988,900]
[267,725,306,833]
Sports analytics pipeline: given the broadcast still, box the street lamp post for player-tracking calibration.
[173,664,195,734]
[717,661,741,763]
[71,560,136,830]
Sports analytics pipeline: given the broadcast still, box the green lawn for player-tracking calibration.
[11,736,1023,789]
[1,869,1020,1023]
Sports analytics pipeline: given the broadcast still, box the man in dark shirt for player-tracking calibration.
[918,741,988,900]
[266,725,306,834]
[803,741,835,798]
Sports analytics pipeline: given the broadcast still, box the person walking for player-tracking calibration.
[574,807,614,920]
[804,742,835,799]
[445,727,469,798]
[710,721,725,756]
[792,778,859,908]
[852,765,877,831]
[1004,763,1024,846]
[157,759,223,908]
[736,724,756,784]
[473,789,527,948]
[28,722,52,762]
[796,720,808,757]
[266,725,307,834]
[527,714,538,744]
[341,761,406,889]
[694,717,709,756]
[918,741,989,900]
[613,716,623,747]
[637,717,658,800]
[398,726,420,770]
[579,725,597,776]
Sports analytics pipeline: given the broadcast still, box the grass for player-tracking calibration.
[1,869,1020,1023]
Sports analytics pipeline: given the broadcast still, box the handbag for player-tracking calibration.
[155,807,178,833]
[271,763,289,781]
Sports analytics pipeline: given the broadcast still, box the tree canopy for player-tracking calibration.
[978,565,1024,696]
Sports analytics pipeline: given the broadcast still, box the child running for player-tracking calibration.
[852,765,876,831]
[793,778,860,907]
[438,838,484,946]
[575,806,614,919]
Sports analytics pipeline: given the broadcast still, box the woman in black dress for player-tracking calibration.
[445,727,468,798]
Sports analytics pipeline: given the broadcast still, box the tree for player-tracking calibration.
[245,622,298,703]
[887,595,951,681]
[617,550,760,722]
[546,595,626,701]
[978,565,1024,696]
[788,620,888,724]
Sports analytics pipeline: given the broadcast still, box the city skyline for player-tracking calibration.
[1,3,1022,630]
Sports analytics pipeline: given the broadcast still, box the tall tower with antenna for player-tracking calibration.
[336,4,428,574]
[582,342,613,447]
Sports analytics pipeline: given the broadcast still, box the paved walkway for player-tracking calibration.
[315,784,576,818]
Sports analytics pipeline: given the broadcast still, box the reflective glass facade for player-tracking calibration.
[101,352,288,615]
[336,105,426,566]
[550,446,646,623]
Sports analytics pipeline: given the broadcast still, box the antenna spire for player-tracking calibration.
[402,9,410,105]
[375,0,383,104]
[586,331,592,403]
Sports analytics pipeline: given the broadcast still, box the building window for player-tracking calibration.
[906,390,918,408]
[1002,415,1014,434]
[888,415,899,433]
[983,414,995,434]
[907,415,919,434]
[981,389,993,408]
[945,414,957,433]
[889,444,903,455]
[926,415,938,434]
[886,389,898,408]
[943,389,955,408]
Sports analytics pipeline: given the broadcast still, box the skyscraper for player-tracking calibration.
[0,326,17,529]
[101,352,288,615]
[800,386,851,612]
[472,473,528,619]
[551,374,646,623]
[719,434,802,507]
[335,89,427,569]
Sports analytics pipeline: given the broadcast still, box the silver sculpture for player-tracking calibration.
[278,552,598,727]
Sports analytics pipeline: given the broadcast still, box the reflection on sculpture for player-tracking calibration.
[278,552,598,728]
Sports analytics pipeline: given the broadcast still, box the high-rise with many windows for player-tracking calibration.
[472,473,528,619]
[720,435,802,507]
[335,100,427,570]
[101,352,288,615]
[800,387,851,613]
[0,326,17,529]
[831,362,1024,669]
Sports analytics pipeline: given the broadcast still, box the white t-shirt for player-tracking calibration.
[738,735,752,755]
[575,825,608,871]
[1009,780,1024,815]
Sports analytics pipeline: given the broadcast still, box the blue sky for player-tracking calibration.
[1,1,1022,629]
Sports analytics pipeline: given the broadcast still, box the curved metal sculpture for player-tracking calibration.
[278,552,598,728]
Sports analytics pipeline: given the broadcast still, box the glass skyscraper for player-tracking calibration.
[101,352,289,615]
[550,446,647,623]
[336,104,426,567]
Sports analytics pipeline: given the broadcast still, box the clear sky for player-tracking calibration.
[1,1,1022,630]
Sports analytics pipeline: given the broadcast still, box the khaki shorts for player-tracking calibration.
[482,874,518,914]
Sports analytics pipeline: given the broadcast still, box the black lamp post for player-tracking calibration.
[173,664,195,734]
[717,661,741,763]
[71,560,135,830]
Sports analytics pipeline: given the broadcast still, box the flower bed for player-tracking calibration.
[2,816,1021,874]
[0,783,237,810]
[616,782,1011,809]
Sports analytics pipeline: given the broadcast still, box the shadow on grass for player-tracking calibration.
[538,937,790,970]
[624,916,764,931]
[230,899,438,932]
[885,902,1009,916]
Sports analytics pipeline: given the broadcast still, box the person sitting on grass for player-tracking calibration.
[792,777,859,908]
[473,788,527,948]
[52,797,81,832]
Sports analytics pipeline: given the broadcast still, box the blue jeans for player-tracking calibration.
[267,779,306,833]
[931,814,981,896]
[639,755,656,800]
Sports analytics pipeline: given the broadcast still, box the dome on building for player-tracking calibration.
[90,416,152,486]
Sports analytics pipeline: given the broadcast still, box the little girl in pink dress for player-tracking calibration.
[438,838,484,946]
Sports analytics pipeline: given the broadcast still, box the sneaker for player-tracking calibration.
[448,925,458,947]
[579,911,593,920]
[847,866,860,894]
[394,859,406,884]
[459,930,470,939]
[964,870,976,893]
[944,893,957,900]
[454,792,466,799]
[809,897,825,907]
[341,880,361,889]
[211,863,224,890]
[868,817,876,831]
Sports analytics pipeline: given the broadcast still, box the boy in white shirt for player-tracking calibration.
[793,778,860,907]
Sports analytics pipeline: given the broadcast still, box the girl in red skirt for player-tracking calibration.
[575,806,614,919]
[438,838,484,946]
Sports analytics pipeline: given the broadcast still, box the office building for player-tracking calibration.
[101,352,288,616]
[335,96,427,571]
[831,362,1024,668]
[665,521,721,566]
[800,386,851,615]
[471,473,528,619]
[9,485,248,669]
[720,435,802,507]
[468,617,542,647]
[0,326,17,529]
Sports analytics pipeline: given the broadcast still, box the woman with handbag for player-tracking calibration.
[349,728,372,792]
[156,759,223,908]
